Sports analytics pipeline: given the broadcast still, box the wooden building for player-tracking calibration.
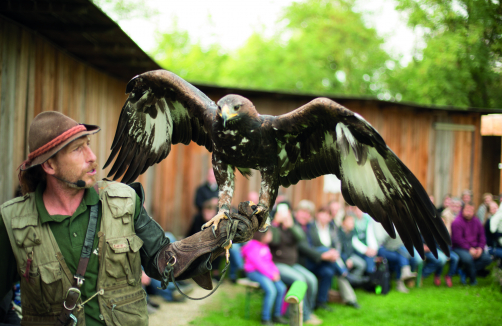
[1,0,501,237]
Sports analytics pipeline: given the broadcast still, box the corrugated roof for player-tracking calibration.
[1,0,500,114]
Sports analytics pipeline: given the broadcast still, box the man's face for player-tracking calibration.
[51,136,97,188]
[315,211,332,226]
[295,209,312,226]
[342,215,354,231]
[462,193,471,203]
[451,201,461,215]
[462,205,475,220]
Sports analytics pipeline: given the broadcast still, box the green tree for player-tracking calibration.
[389,0,502,108]
[153,0,395,98]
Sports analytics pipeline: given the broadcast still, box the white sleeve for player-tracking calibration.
[366,221,379,250]
[490,208,502,233]
[352,236,368,254]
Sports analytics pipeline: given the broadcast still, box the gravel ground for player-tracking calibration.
[148,281,237,326]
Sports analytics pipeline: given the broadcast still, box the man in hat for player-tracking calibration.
[0,111,261,326]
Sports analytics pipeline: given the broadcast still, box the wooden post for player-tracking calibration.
[285,280,307,326]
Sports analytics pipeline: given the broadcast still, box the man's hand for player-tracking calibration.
[423,245,430,253]
[272,274,281,282]
[365,248,377,257]
[346,258,353,269]
[321,249,339,262]
[469,247,477,258]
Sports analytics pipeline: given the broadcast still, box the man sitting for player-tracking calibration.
[451,203,492,285]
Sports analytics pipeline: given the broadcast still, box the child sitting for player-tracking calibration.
[242,230,289,325]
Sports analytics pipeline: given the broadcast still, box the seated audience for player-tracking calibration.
[477,193,494,225]
[352,207,378,274]
[486,204,502,263]
[304,206,360,309]
[328,199,344,227]
[451,203,492,285]
[437,194,451,215]
[461,189,472,210]
[338,214,368,286]
[270,202,320,325]
[373,223,417,293]
[242,230,288,325]
[442,197,461,236]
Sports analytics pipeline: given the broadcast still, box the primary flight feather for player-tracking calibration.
[104,69,451,259]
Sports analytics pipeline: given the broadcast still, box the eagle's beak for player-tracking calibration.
[221,105,238,128]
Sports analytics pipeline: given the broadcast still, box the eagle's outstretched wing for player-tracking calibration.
[271,97,450,259]
[104,70,217,183]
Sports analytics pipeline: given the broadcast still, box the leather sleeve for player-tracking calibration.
[129,182,171,280]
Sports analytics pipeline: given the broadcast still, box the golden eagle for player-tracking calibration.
[104,70,450,259]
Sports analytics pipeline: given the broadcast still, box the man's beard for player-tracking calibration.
[57,163,98,189]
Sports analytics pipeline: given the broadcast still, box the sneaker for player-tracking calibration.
[304,314,323,325]
[315,302,334,312]
[171,290,186,302]
[346,301,361,309]
[261,320,273,325]
[470,279,478,286]
[444,275,453,287]
[146,303,158,314]
[434,275,441,286]
[396,280,409,293]
[146,298,160,309]
[272,315,289,324]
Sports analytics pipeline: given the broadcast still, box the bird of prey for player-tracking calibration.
[104,69,450,259]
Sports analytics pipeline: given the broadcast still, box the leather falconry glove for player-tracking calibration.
[155,201,265,290]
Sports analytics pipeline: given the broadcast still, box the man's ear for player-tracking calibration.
[41,159,56,176]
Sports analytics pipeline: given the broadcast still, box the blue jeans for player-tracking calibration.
[275,263,317,321]
[446,250,459,276]
[147,278,177,301]
[229,243,243,281]
[453,248,492,282]
[306,260,344,304]
[354,251,375,273]
[489,247,502,259]
[378,247,409,279]
[423,250,448,278]
[247,271,286,321]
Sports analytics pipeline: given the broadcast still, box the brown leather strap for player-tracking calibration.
[56,185,100,326]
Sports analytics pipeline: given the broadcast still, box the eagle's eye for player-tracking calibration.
[234,104,241,111]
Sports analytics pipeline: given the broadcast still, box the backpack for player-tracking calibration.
[364,258,390,295]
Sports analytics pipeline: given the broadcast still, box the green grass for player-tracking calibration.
[189,273,502,326]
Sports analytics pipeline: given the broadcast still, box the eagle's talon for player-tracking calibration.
[212,225,217,238]
[258,225,269,233]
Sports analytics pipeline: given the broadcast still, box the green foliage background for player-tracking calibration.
[94,0,502,109]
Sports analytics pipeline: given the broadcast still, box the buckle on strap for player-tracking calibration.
[64,287,81,310]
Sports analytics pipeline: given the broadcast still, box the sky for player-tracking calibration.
[104,0,424,66]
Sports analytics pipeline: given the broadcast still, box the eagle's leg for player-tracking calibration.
[257,168,280,232]
[202,160,235,236]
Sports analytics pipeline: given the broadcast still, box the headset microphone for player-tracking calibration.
[52,175,86,188]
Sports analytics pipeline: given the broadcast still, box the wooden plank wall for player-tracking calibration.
[1,17,486,238]
[0,18,129,204]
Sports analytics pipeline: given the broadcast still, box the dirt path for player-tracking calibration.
[148,281,241,326]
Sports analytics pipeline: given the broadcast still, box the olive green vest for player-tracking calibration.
[1,180,148,326]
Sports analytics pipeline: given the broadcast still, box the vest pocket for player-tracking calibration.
[39,262,64,307]
[107,289,148,326]
[21,269,51,314]
[106,235,143,285]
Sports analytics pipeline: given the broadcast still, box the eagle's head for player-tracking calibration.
[217,95,258,128]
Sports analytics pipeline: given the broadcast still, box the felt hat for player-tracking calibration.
[20,111,100,170]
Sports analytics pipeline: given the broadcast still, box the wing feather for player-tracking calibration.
[104,70,217,183]
[271,97,450,259]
